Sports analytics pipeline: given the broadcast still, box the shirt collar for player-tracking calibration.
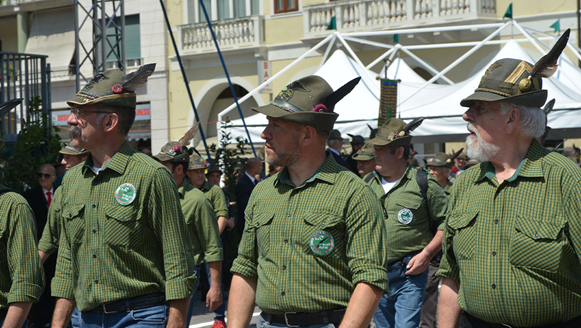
[245,172,256,183]
[477,139,545,183]
[43,187,54,194]
[276,151,337,188]
[328,147,341,156]
[177,179,193,198]
[83,141,134,175]
[201,180,213,192]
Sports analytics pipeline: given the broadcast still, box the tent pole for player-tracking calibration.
[319,34,337,69]
[344,22,505,38]
[399,47,454,85]
[366,48,395,70]
[158,0,213,163]
[404,37,551,50]
[217,33,335,123]
[512,21,553,57]
[335,33,379,89]
[342,35,395,49]
[398,21,511,107]
[520,26,581,67]
[199,0,259,159]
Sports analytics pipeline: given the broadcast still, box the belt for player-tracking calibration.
[90,293,166,314]
[465,312,581,328]
[261,309,346,327]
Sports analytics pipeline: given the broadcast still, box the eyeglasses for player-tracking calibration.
[37,172,54,179]
[70,108,114,117]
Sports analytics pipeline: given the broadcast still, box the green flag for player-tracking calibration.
[503,3,512,19]
[392,34,400,44]
[550,19,560,33]
[326,16,336,30]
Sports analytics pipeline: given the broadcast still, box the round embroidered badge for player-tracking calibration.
[398,208,413,225]
[115,183,137,205]
[310,231,335,255]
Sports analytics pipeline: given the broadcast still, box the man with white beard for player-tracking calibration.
[437,29,581,328]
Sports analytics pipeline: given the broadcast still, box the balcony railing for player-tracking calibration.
[178,15,264,54]
[304,0,496,38]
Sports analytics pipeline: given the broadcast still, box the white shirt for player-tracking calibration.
[245,172,257,184]
[328,147,341,156]
[43,187,54,202]
[381,177,399,194]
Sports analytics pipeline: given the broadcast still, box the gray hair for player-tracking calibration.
[499,102,545,138]
[327,139,341,148]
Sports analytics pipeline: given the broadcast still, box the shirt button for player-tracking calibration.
[92,204,96,208]
[533,233,539,238]
[92,229,97,233]
[282,265,287,270]
[284,239,288,243]
[494,219,499,224]
[281,292,285,296]
[288,213,291,217]
[492,251,497,256]
[95,280,99,284]
[93,254,97,258]
[492,284,496,289]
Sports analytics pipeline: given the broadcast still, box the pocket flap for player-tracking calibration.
[64,204,85,219]
[448,211,478,230]
[104,206,139,222]
[303,212,342,228]
[515,216,562,240]
[396,198,421,210]
[254,212,274,227]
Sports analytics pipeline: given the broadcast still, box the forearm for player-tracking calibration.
[339,283,383,328]
[39,249,51,264]
[438,278,462,328]
[423,230,444,259]
[217,216,228,234]
[167,298,190,328]
[52,298,76,328]
[227,274,257,328]
[2,302,32,328]
[208,261,222,289]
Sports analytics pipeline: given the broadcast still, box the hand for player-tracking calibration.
[226,217,235,231]
[405,251,431,275]
[206,286,223,312]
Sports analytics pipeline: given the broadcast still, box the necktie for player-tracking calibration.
[46,191,52,207]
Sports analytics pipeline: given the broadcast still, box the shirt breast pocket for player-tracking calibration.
[303,213,345,259]
[510,215,564,273]
[104,206,142,248]
[64,204,85,244]
[254,212,274,258]
[449,211,478,261]
[394,198,427,227]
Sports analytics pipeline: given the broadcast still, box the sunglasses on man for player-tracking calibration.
[37,172,54,179]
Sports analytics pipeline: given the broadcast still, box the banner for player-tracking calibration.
[379,79,398,126]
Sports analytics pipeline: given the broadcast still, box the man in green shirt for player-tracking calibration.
[437,31,581,328]
[366,118,448,328]
[228,76,388,328]
[0,101,45,327]
[50,64,197,328]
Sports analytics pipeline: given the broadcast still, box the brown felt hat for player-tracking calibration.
[426,152,455,168]
[347,134,365,145]
[353,143,375,161]
[461,59,547,108]
[252,75,360,131]
[59,144,89,156]
[67,64,156,109]
[188,153,207,170]
[367,118,422,147]
[153,142,190,164]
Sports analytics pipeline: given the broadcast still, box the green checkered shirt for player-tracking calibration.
[200,181,229,218]
[437,140,581,326]
[366,165,448,263]
[231,153,388,314]
[38,187,63,254]
[0,184,45,308]
[51,142,197,311]
[178,180,223,265]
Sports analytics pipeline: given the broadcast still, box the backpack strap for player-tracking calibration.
[364,171,377,184]
[416,169,437,235]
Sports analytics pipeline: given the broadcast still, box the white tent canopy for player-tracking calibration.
[219,21,581,144]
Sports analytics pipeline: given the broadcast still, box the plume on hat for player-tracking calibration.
[543,99,555,116]
[449,148,464,162]
[399,118,424,136]
[530,29,570,79]
[0,98,23,117]
[323,77,361,112]
[178,122,200,149]
[105,63,156,96]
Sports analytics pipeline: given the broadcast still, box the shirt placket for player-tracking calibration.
[279,186,299,310]
[87,171,103,302]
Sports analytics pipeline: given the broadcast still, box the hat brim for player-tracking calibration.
[367,135,413,147]
[188,164,207,171]
[67,93,137,109]
[153,153,173,162]
[252,104,338,131]
[460,89,547,108]
[59,149,89,156]
[353,154,374,161]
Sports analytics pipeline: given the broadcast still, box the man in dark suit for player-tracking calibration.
[235,158,262,236]
[23,163,57,328]
[327,129,350,170]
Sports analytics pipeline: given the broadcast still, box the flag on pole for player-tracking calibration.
[326,16,336,30]
[503,3,513,19]
[392,34,400,44]
[550,19,560,33]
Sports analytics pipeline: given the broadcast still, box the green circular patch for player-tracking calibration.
[310,231,335,255]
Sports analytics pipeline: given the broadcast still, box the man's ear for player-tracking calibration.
[506,107,521,134]
[396,146,405,159]
[102,113,120,133]
[300,125,317,147]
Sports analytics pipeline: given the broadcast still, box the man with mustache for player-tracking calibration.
[228,76,388,328]
[50,64,197,328]
[437,55,581,327]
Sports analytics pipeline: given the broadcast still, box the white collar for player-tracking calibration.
[328,147,341,156]
[245,171,256,183]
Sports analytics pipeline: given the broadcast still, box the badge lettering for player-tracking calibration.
[398,208,413,224]
[310,231,335,255]
[115,183,137,206]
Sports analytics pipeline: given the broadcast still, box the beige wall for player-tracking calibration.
[0,20,18,52]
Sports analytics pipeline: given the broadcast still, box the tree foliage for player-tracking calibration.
[1,96,61,192]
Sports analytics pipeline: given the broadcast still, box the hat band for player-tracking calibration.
[430,158,446,166]
[270,100,304,113]
[474,88,511,98]
[375,134,398,142]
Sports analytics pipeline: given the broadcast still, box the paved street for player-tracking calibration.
[188,290,260,328]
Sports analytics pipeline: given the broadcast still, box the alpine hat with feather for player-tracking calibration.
[426,149,464,168]
[154,123,199,163]
[367,118,424,147]
[67,64,156,109]
[252,75,360,131]
[461,29,570,108]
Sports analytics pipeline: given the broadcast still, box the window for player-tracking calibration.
[198,0,212,23]
[106,14,141,67]
[274,0,298,13]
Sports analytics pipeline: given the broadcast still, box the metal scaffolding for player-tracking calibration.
[74,0,125,91]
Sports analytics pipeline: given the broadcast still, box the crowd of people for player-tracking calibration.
[1,29,580,328]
